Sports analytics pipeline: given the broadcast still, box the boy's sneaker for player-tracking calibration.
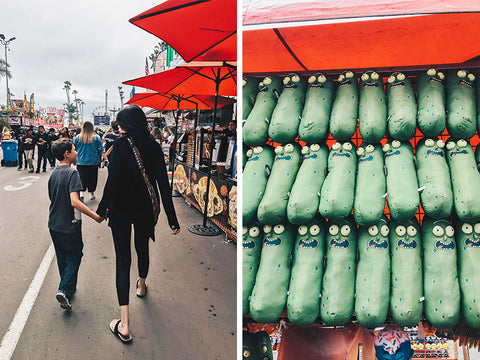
[56,292,72,311]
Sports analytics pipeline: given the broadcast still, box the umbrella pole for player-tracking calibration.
[189,69,222,236]
[171,97,181,197]
[192,102,198,168]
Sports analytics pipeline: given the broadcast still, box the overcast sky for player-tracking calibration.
[0,0,165,121]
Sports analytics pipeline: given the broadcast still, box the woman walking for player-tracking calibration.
[96,105,180,343]
[73,121,106,200]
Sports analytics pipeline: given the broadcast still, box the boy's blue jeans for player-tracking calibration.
[49,229,83,299]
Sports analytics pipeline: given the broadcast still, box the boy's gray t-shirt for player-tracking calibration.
[48,165,83,233]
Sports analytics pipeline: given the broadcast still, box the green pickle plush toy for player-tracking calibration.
[242,222,263,317]
[446,70,476,139]
[242,146,275,224]
[319,141,357,220]
[476,71,480,133]
[354,142,386,226]
[243,77,260,120]
[287,143,328,224]
[330,71,358,140]
[390,218,423,327]
[249,223,296,323]
[386,72,417,141]
[416,68,446,137]
[243,76,282,147]
[320,217,357,326]
[453,219,480,328]
[415,138,453,219]
[298,73,334,143]
[257,143,301,225]
[242,331,273,360]
[445,139,480,221]
[422,217,460,328]
[287,217,326,326]
[383,140,419,220]
[358,70,387,143]
[355,217,391,328]
[268,73,307,143]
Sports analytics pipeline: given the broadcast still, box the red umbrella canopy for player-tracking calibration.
[243,0,480,74]
[123,62,237,97]
[126,91,236,111]
[130,0,237,62]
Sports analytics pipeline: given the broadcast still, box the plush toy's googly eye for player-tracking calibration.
[283,77,290,85]
[274,146,283,155]
[262,346,268,354]
[246,149,253,157]
[341,225,351,237]
[357,147,365,156]
[243,349,251,358]
[445,225,454,237]
[242,226,248,235]
[387,76,395,84]
[396,225,406,237]
[368,225,378,236]
[242,79,247,86]
[343,142,353,151]
[457,70,467,78]
[446,142,455,150]
[425,139,435,147]
[332,142,341,151]
[462,223,473,234]
[438,72,445,80]
[274,224,285,235]
[457,139,467,148]
[371,72,379,80]
[310,144,320,152]
[318,74,327,83]
[338,74,345,82]
[346,71,354,79]
[310,225,320,236]
[253,146,263,154]
[381,225,390,237]
[437,140,445,148]
[433,225,444,237]
[397,73,406,81]
[263,225,272,233]
[474,223,480,234]
[427,68,437,76]
[249,227,260,238]
[365,145,374,153]
[361,73,369,81]
[392,140,401,149]
[382,144,391,153]
[298,225,308,236]
[259,82,264,88]
[292,75,301,83]
[308,75,316,84]
[329,224,339,236]
[407,226,417,237]
[263,77,272,85]
[468,73,476,82]
[284,144,294,153]
[301,146,309,155]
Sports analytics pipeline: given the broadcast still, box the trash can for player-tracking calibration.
[1,139,18,167]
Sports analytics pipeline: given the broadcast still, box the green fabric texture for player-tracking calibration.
[446,70,477,139]
[287,217,325,326]
[354,142,386,226]
[298,72,334,143]
[386,72,417,141]
[249,223,296,323]
[319,141,357,220]
[416,69,446,137]
[384,141,419,220]
[287,144,328,225]
[268,73,307,143]
[242,222,263,317]
[243,76,282,147]
[257,143,301,225]
[390,217,423,327]
[415,138,453,219]
[242,146,275,224]
[422,217,460,328]
[243,77,260,120]
[358,70,387,143]
[330,71,358,140]
[445,139,480,221]
[320,217,357,326]
[453,218,480,328]
[355,216,391,328]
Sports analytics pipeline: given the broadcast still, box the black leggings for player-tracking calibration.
[77,165,99,192]
[110,221,150,306]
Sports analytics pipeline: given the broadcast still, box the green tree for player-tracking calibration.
[0,59,11,80]
[148,41,168,72]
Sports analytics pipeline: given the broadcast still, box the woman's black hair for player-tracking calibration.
[116,105,152,148]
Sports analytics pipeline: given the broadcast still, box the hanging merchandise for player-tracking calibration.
[358,70,387,143]
[242,222,263,317]
[243,77,260,120]
[329,71,358,141]
[416,69,446,137]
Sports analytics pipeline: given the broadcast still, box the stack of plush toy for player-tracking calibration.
[242,69,480,330]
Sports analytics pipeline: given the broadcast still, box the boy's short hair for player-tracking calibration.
[51,138,73,161]
[111,120,119,131]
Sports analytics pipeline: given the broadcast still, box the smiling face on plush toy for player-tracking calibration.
[366,217,390,249]
[301,143,322,159]
[431,220,456,252]
[243,223,262,249]
[328,218,355,249]
[418,138,446,158]
[282,73,303,89]
[458,222,480,248]
[245,146,266,163]
[357,143,381,163]
[446,138,470,158]
[331,141,356,159]
[263,224,287,247]
[298,219,323,249]
[382,139,405,159]
[258,76,274,93]
[337,70,355,88]
[307,72,332,89]
[392,218,420,250]
[275,143,298,161]
[360,70,382,88]
[425,68,445,85]
[386,71,409,90]
[454,69,476,88]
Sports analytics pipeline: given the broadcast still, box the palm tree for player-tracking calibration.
[0,59,11,79]
[149,41,168,72]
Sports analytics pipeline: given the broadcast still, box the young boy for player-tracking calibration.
[48,138,104,310]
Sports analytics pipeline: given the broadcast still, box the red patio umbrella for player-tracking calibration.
[243,0,480,74]
[130,0,236,62]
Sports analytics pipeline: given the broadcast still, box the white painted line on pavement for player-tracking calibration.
[0,243,55,360]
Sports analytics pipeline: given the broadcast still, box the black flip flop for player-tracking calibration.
[136,279,148,298]
[110,319,132,343]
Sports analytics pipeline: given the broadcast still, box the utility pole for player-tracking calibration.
[0,34,15,120]
[118,86,124,108]
[105,89,108,116]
